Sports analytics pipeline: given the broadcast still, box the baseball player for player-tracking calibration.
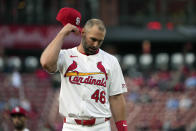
[40,7,128,131]
[10,106,30,131]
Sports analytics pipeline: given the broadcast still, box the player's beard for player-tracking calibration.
[82,36,99,55]
[14,123,25,130]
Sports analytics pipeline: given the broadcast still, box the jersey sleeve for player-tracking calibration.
[109,57,127,96]
[56,50,67,73]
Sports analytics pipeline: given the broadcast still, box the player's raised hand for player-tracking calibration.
[59,23,80,37]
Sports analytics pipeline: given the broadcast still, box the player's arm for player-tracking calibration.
[109,93,127,131]
[40,24,79,73]
[109,93,126,121]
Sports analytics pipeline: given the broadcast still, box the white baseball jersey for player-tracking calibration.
[57,47,127,118]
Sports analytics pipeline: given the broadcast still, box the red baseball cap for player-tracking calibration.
[56,7,82,32]
[10,106,26,116]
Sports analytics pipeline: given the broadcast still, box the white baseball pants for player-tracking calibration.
[62,121,111,131]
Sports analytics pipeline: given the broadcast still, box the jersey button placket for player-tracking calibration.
[80,85,86,115]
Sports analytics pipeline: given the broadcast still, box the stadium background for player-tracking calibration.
[0,0,196,130]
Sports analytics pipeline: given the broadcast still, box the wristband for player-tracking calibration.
[115,120,128,131]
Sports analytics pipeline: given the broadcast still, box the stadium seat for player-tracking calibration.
[122,54,137,69]
[25,56,39,72]
[7,56,22,71]
[185,53,195,67]
[171,53,183,69]
[155,53,169,70]
[139,54,153,70]
[0,57,4,72]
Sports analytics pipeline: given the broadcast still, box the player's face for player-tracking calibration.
[11,114,26,130]
[82,25,105,55]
